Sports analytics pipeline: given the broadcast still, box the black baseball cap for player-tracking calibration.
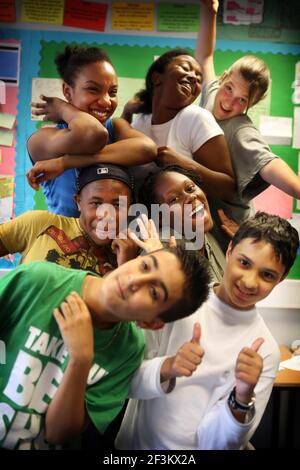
[77,164,134,193]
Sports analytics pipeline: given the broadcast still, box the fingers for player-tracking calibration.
[26,172,39,190]
[111,239,120,253]
[67,291,89,316]
[191,322,201,344]
[251,337,264,352]
[168,236,177,248]
[128,229,144,248]
[149,218,159,239]
[217,208,227,222]
[136,214,151,240]
[31,108,47,117]
[54,292,88,323]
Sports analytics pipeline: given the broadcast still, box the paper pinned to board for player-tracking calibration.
[0,175,14,222]
[292,62,300,105]
[31,77,65,121]
[223,0,264,25]
[0,112,16,129]
[293,107,300,149]
[0,129,14,146]
[114,76,145,118]
[279,355,300,372]
[259,115,292,145]
[21,0,64,24]
[112,1,154,31]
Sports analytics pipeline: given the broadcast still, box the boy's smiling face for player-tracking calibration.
[100,250,185,323]
[216,238,286,310]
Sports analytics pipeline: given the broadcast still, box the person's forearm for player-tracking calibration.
[121,102,136,124]
[196,1,218,65]
[64,105,108,154]
[62,137,157,169]
[160,356,176,383]
[45,358,91,444]
[260,158,300,199]
[175,157,235,200]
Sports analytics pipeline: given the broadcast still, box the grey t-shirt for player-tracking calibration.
[200,80,277,251]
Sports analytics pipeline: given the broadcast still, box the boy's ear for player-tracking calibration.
[136,319,165,330]
[219,70,229,83]
[62,82,72,102]
[74,193,81,211]
[225,240,233,261]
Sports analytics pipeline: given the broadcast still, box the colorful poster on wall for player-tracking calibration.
[31,77,64,120]
[157,3,200,32]
[0,175,14,223]
[21,0,64,24]
[0,0,16,23]
[223,0,264,25]
[112,2,154,31]
[0,42,21,86]
[63,0,108,31]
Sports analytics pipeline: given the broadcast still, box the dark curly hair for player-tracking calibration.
[231,211,299,276]
[139,165,203,211]
[152,245,211,323]
[55,45,113,87]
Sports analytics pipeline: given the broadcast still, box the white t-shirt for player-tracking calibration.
[116,287,280,450]
[131,104,224,194]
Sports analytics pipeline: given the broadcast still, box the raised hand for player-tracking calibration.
[235,337,264,403]
[31,95,69,122]
[53,291,94,365]
[200,0,219,15]
[217,208,239,239]
[128,214,164,253]
[157,146,192,168]
[111,232,140,266]
[160,322,204,382]
[121,97,144,123]
[26,157,65,190]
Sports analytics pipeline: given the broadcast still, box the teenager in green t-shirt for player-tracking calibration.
[0,244,210,449]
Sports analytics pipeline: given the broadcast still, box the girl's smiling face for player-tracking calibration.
[63,61,118,123]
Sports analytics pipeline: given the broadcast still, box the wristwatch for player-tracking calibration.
[228,387,256,413]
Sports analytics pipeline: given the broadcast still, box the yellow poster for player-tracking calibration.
[21,0,64,24]
[0,175,14,199]
[112,2,154,31]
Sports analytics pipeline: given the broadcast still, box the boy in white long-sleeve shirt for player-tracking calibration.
[116,212,299,450]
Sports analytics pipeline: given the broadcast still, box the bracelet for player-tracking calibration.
[228,387,256,413]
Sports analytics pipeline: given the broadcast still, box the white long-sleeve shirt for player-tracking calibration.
[116,287,280,450]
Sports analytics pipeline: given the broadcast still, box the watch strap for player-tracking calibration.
[228,387,255,412]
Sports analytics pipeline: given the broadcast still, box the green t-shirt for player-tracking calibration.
[0,262,144,450]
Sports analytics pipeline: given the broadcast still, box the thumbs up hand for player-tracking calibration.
[160,323,205,383]
[234,337,264,404]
